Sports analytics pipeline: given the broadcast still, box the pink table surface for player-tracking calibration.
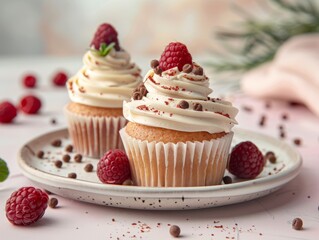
[0,57,318,239]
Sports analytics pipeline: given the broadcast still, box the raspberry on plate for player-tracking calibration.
[22,74,37,88]
[97,149,131,185]
[5,187,49,226]
[0,101,17,123]
[19,95,42,114]
[91,23,120,51]
[228,141,264,179]
[52,71,68,86]
[159,42,193,71]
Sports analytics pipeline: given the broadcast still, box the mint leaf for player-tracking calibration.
[0,158,9,182]
[98,42,115,57]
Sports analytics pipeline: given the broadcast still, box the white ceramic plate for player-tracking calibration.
[18,128,302,210]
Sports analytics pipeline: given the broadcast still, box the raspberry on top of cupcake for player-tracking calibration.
[67,23,142,108]
[123,42,238,134]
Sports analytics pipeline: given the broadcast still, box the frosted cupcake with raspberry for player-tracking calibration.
[120,42,238,187]
[65,23,142,158]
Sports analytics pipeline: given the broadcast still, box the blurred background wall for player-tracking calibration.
[0,0,269,57]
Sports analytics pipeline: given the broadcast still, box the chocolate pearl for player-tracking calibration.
[49,197,58,208]
[51,139,62,147]
[292,218,303,230]
[132,91,142,100]
[55,160,62,168]
[193,66,203,75]
[154,66,162,75]
[63,154,71,163]
[169,225,181,238]
[177,100,189,109]
[37,150,44,159]
[265,151,276,164]
[193,103,203,111]
[222,176,232,184]
[74,154,82,163]
[150,59,159,69]
[65,144,73,153]
[182,64,192,73]
[68,172,77,179]
[293,138,302,146]
[84,163,93,172]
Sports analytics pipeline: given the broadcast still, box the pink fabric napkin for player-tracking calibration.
[241,33,319,116]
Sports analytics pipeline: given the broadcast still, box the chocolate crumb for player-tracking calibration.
[222,176,232,184]
[282,113,288,120]
[51,139,62,147]
[242,105,253,112]
[279,125,284,130]
[74,154,82,163]
[169,225,181,238]
[293,138,302,146]
[65,144,73,153]
[37,150,44,159]
[54,160,62,168]
[50,118,57,125]
[182,64,192,73]
[177,100,189,109]
[259,115,266,127]
[193,66,203,75]
[292,218,303,230]
[265,101,271,109]
[265,151,277,164]
[49,197,58,208]
[150,59,159,69]
[193,103,203,111]
[84,163,93,172]
[280,131,286,139]
[68,172,77,179]
[154,66,162,75]
[62,154,71,163]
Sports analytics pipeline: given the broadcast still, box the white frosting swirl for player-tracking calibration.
[67,48,142,108]
[123,64,238,133]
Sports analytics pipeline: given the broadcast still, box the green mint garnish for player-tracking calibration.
[98,42,115,57]
[0,158,9,182]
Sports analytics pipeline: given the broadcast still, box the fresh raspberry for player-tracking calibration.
[0,101,17,123]
[52,71,68,86]
[97,149,131,185]
[22,74,37,88]
[5,187,49,226]
[19,95,42,114]
[228,141,264,179]
[159,42,192,71]
[91,23,120,51]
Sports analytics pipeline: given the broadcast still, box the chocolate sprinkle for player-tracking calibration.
[63,154,71,163]
[177,100,189,109]
[182,64,192,73]
[37,150,44,159]
[259,115,266,127]
[74,154,82,163]
[222,176,232,184]
[54,160,62,168]
[193,103,203,111]
[292,218,303,230]
[65,144,73,153]
[84,163,93,172]
[150,59,159,69]
[51,139,62,147]
[193,66,203,75]
[169,225,181,238]
[68,172,77,179]
[49,197,58,208]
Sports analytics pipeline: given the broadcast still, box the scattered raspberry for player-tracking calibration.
[159,42,192,71]
[97,149,131,184]
[19,95,42,114]
[0,101,17,123]
[5,186,49,226]
[22,74,37,88]
[228,141,264,179]
[91,23,120,51]
[52,71,68,86]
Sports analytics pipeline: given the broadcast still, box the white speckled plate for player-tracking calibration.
[18,128,302,210]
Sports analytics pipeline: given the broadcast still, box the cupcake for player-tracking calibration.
[65,23,142,158]
[120,42,238,187]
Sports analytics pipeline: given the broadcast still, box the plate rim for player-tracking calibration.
[17,128,302,198]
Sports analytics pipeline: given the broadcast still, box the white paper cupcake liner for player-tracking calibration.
[64,106,127,158]
[120,128,233,187]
